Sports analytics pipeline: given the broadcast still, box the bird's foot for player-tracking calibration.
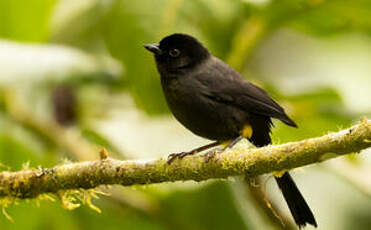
[204,148,223,163]
[167,151,195,164]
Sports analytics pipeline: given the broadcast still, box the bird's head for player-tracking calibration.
[144,33,210,74]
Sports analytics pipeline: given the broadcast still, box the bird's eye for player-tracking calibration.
[169,49,180,57]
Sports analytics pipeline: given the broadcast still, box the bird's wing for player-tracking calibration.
[195,61,297,127]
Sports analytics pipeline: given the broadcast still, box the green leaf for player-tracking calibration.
[272,88,353,143]
[102,0,169,114]
[290,0,371,36]
[0,0,56,42]
[159,181,248,230]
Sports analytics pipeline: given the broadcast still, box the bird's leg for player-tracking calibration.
[167,141,220,164]
[225,135,244,149]
[204,136,244,162]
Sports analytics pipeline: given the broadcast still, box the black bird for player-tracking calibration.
[145,33,317,228]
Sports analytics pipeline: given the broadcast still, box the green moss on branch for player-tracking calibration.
[0,119,370,199]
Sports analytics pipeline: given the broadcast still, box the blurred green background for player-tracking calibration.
[0,0,371,229]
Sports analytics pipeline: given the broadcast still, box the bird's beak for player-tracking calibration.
[144,43,162,55]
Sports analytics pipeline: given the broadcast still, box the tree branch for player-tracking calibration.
[0,118,370,199]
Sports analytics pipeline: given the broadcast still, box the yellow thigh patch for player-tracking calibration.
[273,170,286,178]
[240,124,253,138]
[221,140,232,147]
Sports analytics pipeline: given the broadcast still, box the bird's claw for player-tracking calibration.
[204,148,223,163]
[167,151,193,164]
[167,146,223,164]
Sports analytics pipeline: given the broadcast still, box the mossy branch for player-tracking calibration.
[0,119,370,199]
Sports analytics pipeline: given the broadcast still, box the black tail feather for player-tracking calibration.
[280,114,298,128]
[275,172,317,228]
[250,116,316,228]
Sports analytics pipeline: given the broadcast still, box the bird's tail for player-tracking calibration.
[275,172,317,228]
[250,116,317,228]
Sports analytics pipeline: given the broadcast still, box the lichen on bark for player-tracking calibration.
[0,119,369,203]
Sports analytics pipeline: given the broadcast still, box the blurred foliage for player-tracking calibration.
[0,0,56,42]
[272,88,353,143]
[157,182,247,230]
[102,0,167,113]
[292,0,371,36]
[0,0,371,229]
